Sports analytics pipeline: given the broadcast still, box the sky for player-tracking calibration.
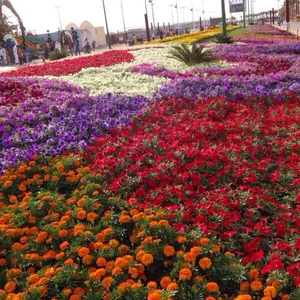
[4,0,284,35]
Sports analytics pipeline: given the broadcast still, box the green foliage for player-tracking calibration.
[168,42,218,66]
[49,48,69,61]
[214,33,234,44]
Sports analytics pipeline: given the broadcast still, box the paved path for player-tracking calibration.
[0,44,127,73]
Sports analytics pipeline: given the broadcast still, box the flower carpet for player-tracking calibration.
[0,25,299,300]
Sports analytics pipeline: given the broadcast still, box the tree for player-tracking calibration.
[0,0,25,44]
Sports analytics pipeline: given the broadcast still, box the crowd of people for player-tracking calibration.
[0,39,31,66]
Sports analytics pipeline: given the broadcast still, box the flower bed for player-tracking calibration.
[0,24,299,299]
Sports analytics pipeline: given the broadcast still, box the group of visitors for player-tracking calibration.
[0,39,31,66]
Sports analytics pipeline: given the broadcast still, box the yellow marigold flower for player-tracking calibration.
[141,253,154,266]
[264,286,277,298]
[163,245,176,257]
[250,280,263,291]
[160,276,172,289]
[199,257,212,270]
[179,267,192,280]
[206,282,219,293]
[240,281,250,291]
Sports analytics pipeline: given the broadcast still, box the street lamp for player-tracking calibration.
[144,0,150,41]
[149,0,156,31]
[169,4,175,28]
[202,0,206,29]
[120,0,127,43]
[181,7,185,29]
[102,0,111,49]
[55,5,62,30]
[191,0,195,29]
[175,0,180,29]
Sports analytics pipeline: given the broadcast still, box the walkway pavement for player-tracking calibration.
[0,43,127,73]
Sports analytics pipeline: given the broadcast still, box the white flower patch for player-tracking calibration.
[54,62,168,98]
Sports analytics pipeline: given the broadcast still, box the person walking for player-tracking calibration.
[12,43,19,64]
[0,45,8,65]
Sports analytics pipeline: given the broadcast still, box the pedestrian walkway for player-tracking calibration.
[274,22,300,38]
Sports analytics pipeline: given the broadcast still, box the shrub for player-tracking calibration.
[49,48,69,61]
[168,43,218,66]
[214,33,234,44]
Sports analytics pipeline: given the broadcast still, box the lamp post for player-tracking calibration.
[55,5,62,30]
[120,0,127,43]
[181,7,185,29]
[102,0,111,49]
[143,0,151,41]
[202,0,206,29]
[221,0,227,35]
[169,4,175,28]
[175,0,180,29]
[149,0,156,31]
[191,0,195,29]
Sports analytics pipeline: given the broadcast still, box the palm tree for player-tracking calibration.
[0,0,25,44]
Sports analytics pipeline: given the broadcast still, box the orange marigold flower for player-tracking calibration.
[264,286,277,298]
[261,297,272,300]
[212,244,220,253]
[179,267,192,280]
[4,280,16,293]
[148,290,162,300]
[87,212,98,222]
[73,286,85,295]
[27,274,39,284]
[147,281,157,289]
[9,195,18,203]
[82,255,92,265]
[158,220,169,226]
[250,280,263,291]
[281,295,289,300]
[240,281,250,291]
[190,246,201,255]
[167,282,178,291]
[183,252,196,263]
[118,282,131,292]
[101,276,113,288]
[62,288,72,295]
[118,244,129,255]
[128,267,139,279]
[112,267,122,276]
[3,180,13,187]
[119,215,131,223]
[176,236,187,243]
[115,257,129,269]
[0,258,6,266]
[59,241,69,251]
[64,258,74,265]
[199,257,212,270]
[160,276,172,289]
[77,247,90,257]
[96,257,107,267]
[234,295,252,300]
[70,295,81,300]
[249,268,259,280]
[206,282,219,293]
[163,245,176,257]
[193,275,203,283]
[199,237,210,245]
[76,210,87,220]
[205,297,216,300]
[141,253,154,266]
